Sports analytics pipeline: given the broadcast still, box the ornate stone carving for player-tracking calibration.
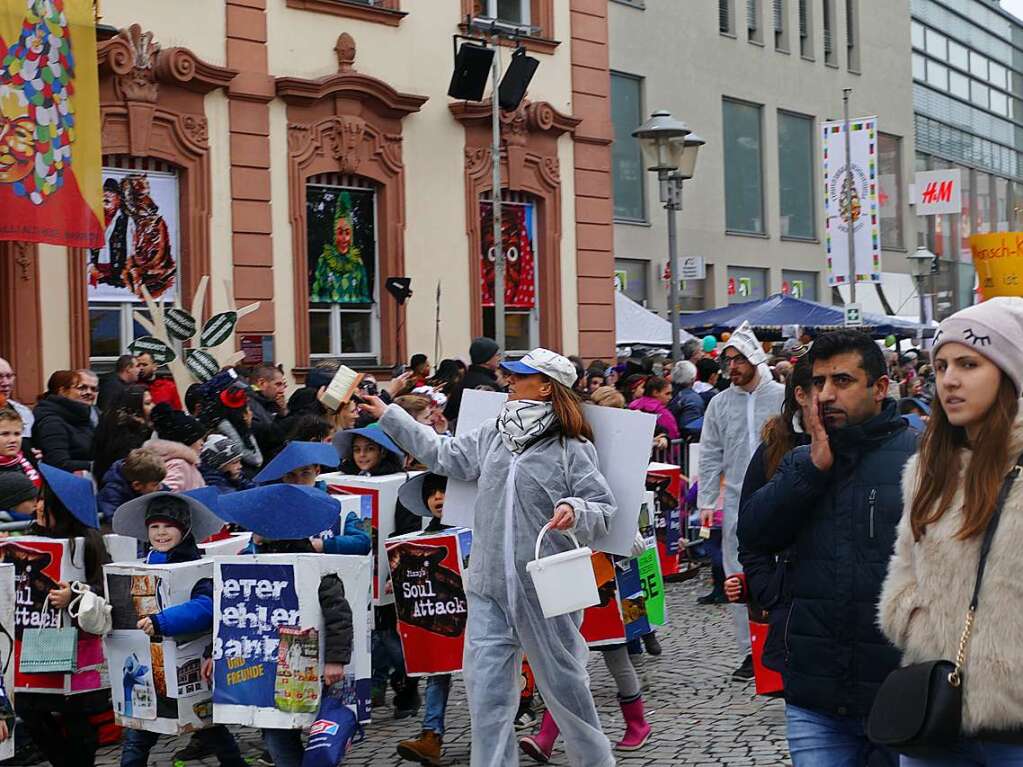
[14,242,31,282]
[110,24,160,104]
[542,156,560,183]
[287,123,312,155]
[335,33,356,73]
[181,115,208,146]
[327,116,367,172]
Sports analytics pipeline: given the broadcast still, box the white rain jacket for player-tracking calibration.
[379,403,617,767]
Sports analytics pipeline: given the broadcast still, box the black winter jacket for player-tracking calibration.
[33,396,95,473]
[737,436,809,672]
[737,401,918,718]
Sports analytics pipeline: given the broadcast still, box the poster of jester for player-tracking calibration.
[103,560,214,734]
[87,168,179,303]
[306,185,376,304]
[0,537,106,694]
[0,0,103,247]
[211,554,372,728]
[385,528,472,676]
[480,201,536,308]
[822,116,881,287]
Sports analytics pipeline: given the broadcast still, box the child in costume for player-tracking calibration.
[111,491,244,767]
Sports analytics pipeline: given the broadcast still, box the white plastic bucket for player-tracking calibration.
[526,522,600,618]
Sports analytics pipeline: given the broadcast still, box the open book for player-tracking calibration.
[319,365,364,412]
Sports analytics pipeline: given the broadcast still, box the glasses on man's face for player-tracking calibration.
[719,354,748,371]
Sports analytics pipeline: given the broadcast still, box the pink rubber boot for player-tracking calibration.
[615,695,652,751]
[518,710,560,763]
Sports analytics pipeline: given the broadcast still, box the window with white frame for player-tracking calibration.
[480,192,539,355]
[306,176,380,360]
[480,0,530,25]
[88,157,180,367]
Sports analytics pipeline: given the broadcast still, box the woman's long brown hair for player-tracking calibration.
[549,380,594,442]
[762,356,813,478]
[910,373,1018,541]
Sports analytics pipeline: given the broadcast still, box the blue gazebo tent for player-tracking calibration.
[678,293,926,340]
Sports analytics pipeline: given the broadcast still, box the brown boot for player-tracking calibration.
[396,730,443,765]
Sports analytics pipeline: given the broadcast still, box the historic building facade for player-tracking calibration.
[2,0,615,399]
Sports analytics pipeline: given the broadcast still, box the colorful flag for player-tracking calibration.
[0,0,103,247]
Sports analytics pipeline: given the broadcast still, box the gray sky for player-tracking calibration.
[1001,0,1023,21]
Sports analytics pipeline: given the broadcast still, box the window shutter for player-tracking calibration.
[719,0,730,32]
[748,0,757,31]
[798,0,808,37]
[822,0,832,54]
[846,0,855,46]
[773,0,783,30]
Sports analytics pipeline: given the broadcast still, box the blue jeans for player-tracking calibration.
[262,728,305,767]
[423,675,452,735]
[371,628,406,689]
[785,703,898,767]
[121,726,245,767]
[901,740,1023,766]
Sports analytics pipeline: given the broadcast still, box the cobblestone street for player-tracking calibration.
[89,573,791,766]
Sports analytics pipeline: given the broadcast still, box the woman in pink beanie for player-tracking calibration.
[879,296,1023,765]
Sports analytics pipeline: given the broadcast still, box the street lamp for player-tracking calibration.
[633,111,704,361]
[908,245,936,325]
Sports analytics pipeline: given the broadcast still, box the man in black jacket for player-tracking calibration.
[737,331,917,767]
[247,364,289,459]
[98,355,138,412]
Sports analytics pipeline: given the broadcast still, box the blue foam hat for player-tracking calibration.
[254,441,340,485]
[38,463,99,529]
[332,426,403,462]
[217,484,341,539]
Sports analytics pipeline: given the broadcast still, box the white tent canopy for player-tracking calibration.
[615,291,695,347]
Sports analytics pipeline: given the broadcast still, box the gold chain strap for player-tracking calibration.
[948,607,976,688]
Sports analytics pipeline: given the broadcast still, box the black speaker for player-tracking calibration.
[448,42,494,101]
[498,47,539,110]
[385,277,413,305]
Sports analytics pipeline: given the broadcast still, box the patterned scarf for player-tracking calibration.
[0,452,40,488]
[497,400,557,454]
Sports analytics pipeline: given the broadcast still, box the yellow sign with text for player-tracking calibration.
[971,232,1023,299]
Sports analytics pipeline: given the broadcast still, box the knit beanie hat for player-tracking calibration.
[932,297,1023,395]
[201,434,242,470]
[151,402,207,446]
[469,337,500,365]
[0,472,37,510]
[144,494,191,531]
[722,321,768,366]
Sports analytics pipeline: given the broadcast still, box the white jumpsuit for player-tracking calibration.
[379,404,617,767]
[697,367,785,656]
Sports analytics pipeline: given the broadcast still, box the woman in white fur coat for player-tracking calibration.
[879,297,1023,766]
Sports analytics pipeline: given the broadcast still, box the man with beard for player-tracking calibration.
[697,321,784,680]
[738,331,917,766]
[136,352,182,411]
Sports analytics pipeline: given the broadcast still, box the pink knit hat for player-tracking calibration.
[932,297,1023,394]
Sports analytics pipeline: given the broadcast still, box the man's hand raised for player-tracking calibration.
[807,391,834,472]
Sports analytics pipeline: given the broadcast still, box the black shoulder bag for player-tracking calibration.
[867,455,1023,757]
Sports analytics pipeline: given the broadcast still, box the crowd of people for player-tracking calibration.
[0,296,1020,767]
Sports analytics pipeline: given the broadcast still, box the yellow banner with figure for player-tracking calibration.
[971,232,1023,299]
[0,0,103,247]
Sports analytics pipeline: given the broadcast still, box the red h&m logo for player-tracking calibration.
[921,180,954,205]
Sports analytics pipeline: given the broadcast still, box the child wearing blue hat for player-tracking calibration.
[111,492,245,767]
[14,464,110,767]
[218,485,355,767]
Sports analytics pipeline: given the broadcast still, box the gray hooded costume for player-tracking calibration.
[698,359,784,656]
[379,404,617,767]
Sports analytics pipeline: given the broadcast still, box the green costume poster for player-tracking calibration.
[307,186,375,304]
[637,547,666,626]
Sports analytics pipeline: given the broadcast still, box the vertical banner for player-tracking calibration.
[0,0,103,247]
[386,528,471,676]
[822,116,881,287]
[480,201,536,308]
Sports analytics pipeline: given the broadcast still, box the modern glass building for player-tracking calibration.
[911,0,1023,318]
